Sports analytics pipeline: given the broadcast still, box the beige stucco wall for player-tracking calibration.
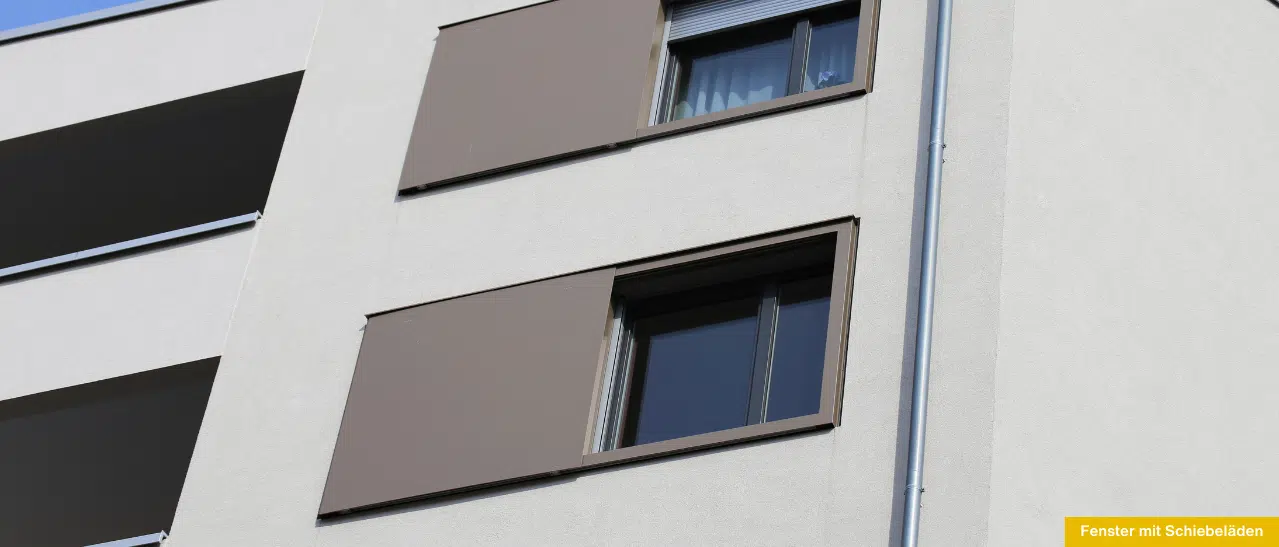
[10,0,1273,542]
[0,0,322,399]
[0,229,257,400]
[168,0,1016,544]
[7,0,1256,544]
[0,0,322,140]
[986,0,1279,544]
[3,0,1271,542]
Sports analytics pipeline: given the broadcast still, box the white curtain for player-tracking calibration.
[803,17,859,91]
[672,37,792,121]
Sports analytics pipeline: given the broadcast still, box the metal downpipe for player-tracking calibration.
[901,0,955,544]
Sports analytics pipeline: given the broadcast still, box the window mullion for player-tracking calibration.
[746,283,781,425]
[647,12,675,126]
[657,54,683,124]
[598,300,635,452]
[786,19,813,96]
[608,330,637,450]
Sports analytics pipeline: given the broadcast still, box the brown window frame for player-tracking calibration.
[583,218,857,467]
[636,0,879,140]
[606,268,837,446]
[654,1,865,125]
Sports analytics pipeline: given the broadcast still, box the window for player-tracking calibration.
[653,0,864,124]
[664,19,794,122]
[594,234,843,451]
[322,220,856,516]
[398,0,879,191]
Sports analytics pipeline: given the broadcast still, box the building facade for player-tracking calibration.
[1,0,1276,545]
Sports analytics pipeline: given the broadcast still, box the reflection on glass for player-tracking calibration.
[765,277,832,422]
[803,16,859,92]
[671,34,792,121]
[624,298,760,446]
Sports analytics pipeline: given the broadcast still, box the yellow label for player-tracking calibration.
[1066,518,1279,546]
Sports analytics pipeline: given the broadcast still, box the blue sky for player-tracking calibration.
[0,0,144,32]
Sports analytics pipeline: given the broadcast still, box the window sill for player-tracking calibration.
[0,212,260,282]
[635,82,866,142]
[583,412,833,468]
[319,413,834,519]
[398,83,865,195]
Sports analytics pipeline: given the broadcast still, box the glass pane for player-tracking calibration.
[670,30,793,121]
[624,298,760,446]
[766,276,832,422]
[803,15,859,92]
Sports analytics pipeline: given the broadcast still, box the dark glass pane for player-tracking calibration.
[670,26,793,121]
[803,15,859,91]
[766,276,832,422]
[624,298,760,446]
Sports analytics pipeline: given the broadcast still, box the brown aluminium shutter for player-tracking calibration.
[320,269,615,515]
[398,0,662,191]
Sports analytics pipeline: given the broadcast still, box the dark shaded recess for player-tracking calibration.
[0,71,304,269]
[0,357,219,547]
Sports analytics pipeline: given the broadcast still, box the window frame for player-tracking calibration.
[656,14,800,125]
[322,219,857,516]
[585,219,858,467]
[647,0,878,128]
[599,266,834,451]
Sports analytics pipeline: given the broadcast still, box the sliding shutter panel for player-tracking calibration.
[398,0,662,191]
[320,269,615,515]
